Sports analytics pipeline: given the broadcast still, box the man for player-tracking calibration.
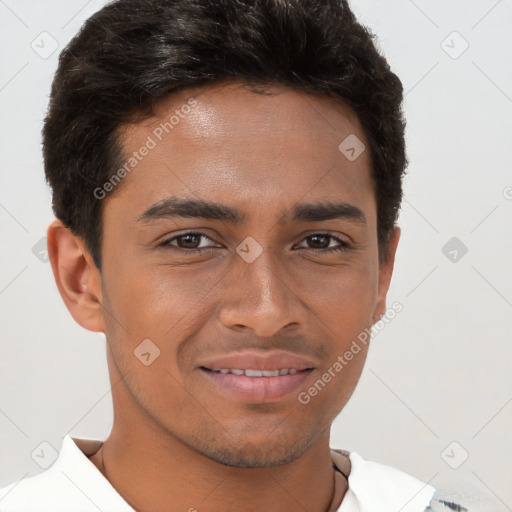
[0,0,480,510]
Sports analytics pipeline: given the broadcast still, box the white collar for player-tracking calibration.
[333,450,435,511]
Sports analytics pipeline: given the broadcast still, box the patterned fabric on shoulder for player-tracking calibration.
[425,482,508,512]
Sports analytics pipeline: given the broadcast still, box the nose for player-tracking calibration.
[218,245,306,338]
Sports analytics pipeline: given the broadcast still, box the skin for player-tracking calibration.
[47,80,400,512]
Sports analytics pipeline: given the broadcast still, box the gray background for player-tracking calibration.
[1,0,511,506]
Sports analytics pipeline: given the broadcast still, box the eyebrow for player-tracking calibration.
[135,197,367,225]
[136,197,244,224]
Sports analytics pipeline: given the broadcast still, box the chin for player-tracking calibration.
[196,435,313,468]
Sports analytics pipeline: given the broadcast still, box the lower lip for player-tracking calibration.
[200,368,313,403]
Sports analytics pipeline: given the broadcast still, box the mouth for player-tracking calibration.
[208,367,303,376]
[199,366,314,403]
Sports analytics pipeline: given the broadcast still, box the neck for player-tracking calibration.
[90,424,344,512]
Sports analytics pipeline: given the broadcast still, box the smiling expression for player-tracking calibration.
[94,79,397,467]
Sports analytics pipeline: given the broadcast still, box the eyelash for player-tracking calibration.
[158,231,351,254]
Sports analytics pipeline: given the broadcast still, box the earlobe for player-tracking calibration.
[47,219,105,333]
[373,226,401,324]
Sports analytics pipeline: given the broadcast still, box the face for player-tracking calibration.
[80,81,397,467]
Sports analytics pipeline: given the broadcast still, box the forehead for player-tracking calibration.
[147,80,364,142]
[110,80,374,221]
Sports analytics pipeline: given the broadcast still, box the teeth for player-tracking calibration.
[244,369,263,377]
[211,368,300,377]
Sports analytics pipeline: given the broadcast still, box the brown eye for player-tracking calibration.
[159,232,218,251]
[174,234,202,249]
[306,234,330,249]
[296,234,350,253]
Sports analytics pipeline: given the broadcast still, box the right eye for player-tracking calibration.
[158,232,220,252]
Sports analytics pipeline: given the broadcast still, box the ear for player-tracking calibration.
[47,219,105,333]
[372,226,401,324]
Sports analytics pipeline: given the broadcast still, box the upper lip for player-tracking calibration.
[199,350,316,371]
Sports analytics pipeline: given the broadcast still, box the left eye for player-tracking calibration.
[295,234,349,252]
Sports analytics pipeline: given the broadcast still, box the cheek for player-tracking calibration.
[102,256,226,340]
[291,256,379,325]
[289,259,377,386]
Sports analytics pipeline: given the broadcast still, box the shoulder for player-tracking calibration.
[0,436,132,512]
[331,449,504,512]
[331,448,436,511]
[425,483,509,512]
[0,464,68,511]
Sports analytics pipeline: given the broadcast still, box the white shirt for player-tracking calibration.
[0,436,435,511]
